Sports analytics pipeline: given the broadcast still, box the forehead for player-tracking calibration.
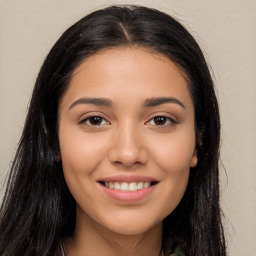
[60,46,193,109]
[72,46,188,85]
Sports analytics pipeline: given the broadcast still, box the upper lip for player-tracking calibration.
[97,175,158,183]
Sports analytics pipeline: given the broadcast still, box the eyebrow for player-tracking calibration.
[143,97,185,108]
[69,98,112,109]
[69,96,185,110]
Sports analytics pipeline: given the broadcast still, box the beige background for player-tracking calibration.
[0,0,255,255]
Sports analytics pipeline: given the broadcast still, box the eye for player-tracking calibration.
[147,116,176,127]
[80,116,110,126]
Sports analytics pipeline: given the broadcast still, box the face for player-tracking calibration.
[58,47,197,235]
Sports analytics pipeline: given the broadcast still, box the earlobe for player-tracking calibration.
[190,148,198,168]
[54,145,62,162]
[190,129,202,168]
[55,153,61,162]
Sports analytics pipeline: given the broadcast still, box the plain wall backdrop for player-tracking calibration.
[0,0,255,255]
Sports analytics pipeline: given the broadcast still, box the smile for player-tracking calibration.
[97,175,159,202]
[101,181,157,191]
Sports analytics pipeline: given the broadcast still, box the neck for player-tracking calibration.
[64,208,163,256]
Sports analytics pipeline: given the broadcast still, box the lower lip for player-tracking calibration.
[99,183,157,202]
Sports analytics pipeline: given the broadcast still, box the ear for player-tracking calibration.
[55,152,61,162]
[190,129,202,167]
[190,148,198,168]
[53,141,62,162]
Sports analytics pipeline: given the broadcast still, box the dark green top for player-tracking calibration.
[170,247,184,256]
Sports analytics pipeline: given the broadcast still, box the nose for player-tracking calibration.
[108,123,148,167]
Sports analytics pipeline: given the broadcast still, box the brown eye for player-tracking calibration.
[81,116,109,126]
[154,116,167,125]
[147,116,176,127]
[88,116,103,125]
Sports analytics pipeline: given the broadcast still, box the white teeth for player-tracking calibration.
[109,182,114,189]
[137,182,143,190]
[129,182,137,191]
[104,181,153,191]
[114,182,120,190]
[120,182,128,191]
[143,182,150,188]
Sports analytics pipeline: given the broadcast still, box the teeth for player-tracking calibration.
[103,181,153,191]
[108,182,113,189]
[114,182,120,190]
[137,182,143,190]
[120,182,128,191]
[129,182,137,191]
[143,182,150,188]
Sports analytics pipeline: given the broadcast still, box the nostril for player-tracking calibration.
[113,161,143,169]
[108,144,148,166]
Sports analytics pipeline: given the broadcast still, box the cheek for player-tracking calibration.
[59,126,107,176]
[58,126,108,208]
[58,127,112,211]
[150,129,196,174]
[148,133,194,217]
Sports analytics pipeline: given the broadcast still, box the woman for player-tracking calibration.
[0,5,226,256]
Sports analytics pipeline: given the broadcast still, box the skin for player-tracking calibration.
[58,47,198,256]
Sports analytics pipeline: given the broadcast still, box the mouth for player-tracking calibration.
[97,175,159,202]
[98,181,158,192]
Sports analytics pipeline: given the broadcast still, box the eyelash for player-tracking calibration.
[146,116,177,127]
[79,116,110,127]
[79,115,177,128]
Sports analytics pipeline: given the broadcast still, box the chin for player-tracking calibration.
[101,216,162,236]
[109,226,150,235]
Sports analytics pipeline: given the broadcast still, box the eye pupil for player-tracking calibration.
[89,116,102,125]
[154,116,166,125]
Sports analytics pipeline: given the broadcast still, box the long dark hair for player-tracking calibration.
[0,5,226,256]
